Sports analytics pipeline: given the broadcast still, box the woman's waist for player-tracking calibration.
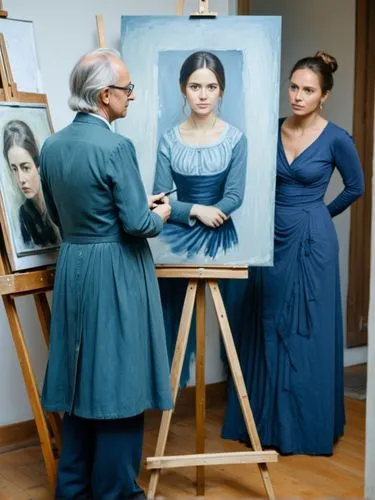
[177,193,222,204]
[275,196,326,211]
[172,171,226,204]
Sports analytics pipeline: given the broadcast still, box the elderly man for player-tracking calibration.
[40,49,172,500]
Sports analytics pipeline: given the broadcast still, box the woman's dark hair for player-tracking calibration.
[289,51,338,94]
[179,51,225,93]
[3,120,40,168]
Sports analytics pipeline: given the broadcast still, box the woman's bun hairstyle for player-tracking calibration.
[314,51,338,74]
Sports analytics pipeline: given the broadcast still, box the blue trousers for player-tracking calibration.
[55,412,145,500]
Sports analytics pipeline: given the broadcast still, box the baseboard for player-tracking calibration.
[0,382,228,454]
[0,419,38,454]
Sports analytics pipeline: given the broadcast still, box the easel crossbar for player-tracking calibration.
[0,269,54,295]
[147,450,278,469]
[156,266,248,279]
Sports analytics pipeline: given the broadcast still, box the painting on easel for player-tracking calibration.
[0,102,61,271]
[118,15,281,266]
[0,18,42,93]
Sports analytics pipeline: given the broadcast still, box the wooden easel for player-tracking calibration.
[0,20,60,490]
[98,5,277,497]
[145,2,278,499]
[147,267,277,499]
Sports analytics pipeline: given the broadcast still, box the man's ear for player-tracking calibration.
[99,87,110,106]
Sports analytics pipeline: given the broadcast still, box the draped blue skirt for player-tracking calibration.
[222,202,345,455]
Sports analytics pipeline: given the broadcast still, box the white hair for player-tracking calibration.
[68,48,122,113]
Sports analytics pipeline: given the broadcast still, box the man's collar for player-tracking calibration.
[87,112,111,129]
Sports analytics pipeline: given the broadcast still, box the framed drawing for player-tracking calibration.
[118,15,281,267]
[0,102,61,271]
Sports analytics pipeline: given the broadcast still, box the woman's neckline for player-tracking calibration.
[279,117,332,166]
[174,122,230,149]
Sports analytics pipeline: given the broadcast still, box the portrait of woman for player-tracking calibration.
[2,119,61,253]
[153,51,247,259]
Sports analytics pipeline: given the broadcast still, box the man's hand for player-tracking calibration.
[152,202,171,223]
[148,193,169,209]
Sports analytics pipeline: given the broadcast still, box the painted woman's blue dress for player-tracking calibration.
[222,119,364,455]
[153,124,247,259]
[153,123,247,384]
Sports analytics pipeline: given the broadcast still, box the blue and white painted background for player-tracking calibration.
[118,16,281,266]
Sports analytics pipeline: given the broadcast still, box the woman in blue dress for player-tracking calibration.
[153,51,247,384]
[153,51,247,259]
[222,51,364,455]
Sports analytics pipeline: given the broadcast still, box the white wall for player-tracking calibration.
[250,0,366,367]
[365,92,375,500]
[0,0,230,426]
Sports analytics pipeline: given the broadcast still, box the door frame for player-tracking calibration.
[346,0,375,346]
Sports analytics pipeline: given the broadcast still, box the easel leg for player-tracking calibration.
[33,293,62,453]
[147,279,198,500]
[208,281,276,500]
[195,281,205,495]
[2,295,57,489]
[33,293,51,345]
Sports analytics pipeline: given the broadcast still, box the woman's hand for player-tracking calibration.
[152,203,171,223]
[190,204,228,228]
[148,193,169,209]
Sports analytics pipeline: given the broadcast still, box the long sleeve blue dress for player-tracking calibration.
[153,124,247,259]
[222,119,364,455]
[153,123,247,385]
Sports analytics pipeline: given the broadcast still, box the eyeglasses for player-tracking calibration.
[108,83,135,97]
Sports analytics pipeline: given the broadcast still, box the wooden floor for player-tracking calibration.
[0,390,365,499]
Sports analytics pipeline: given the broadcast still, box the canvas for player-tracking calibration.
[0,18,42,93]
[0,102,61,271]
[119,15,281,266]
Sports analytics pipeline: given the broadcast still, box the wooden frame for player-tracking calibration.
[347,0,375,347]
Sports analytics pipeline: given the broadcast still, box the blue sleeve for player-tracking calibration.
[108,139,163,237]
[214,134,247,215]
[40,143,63,236]
[153,135,195,226]
[327,131,364,217]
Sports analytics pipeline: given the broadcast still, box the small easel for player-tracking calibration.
[0,18,60,490]
[145,2,278,499]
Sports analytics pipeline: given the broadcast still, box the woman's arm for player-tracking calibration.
[214,134,247,215]
[153,135,195,226]
[327,131,364,217]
